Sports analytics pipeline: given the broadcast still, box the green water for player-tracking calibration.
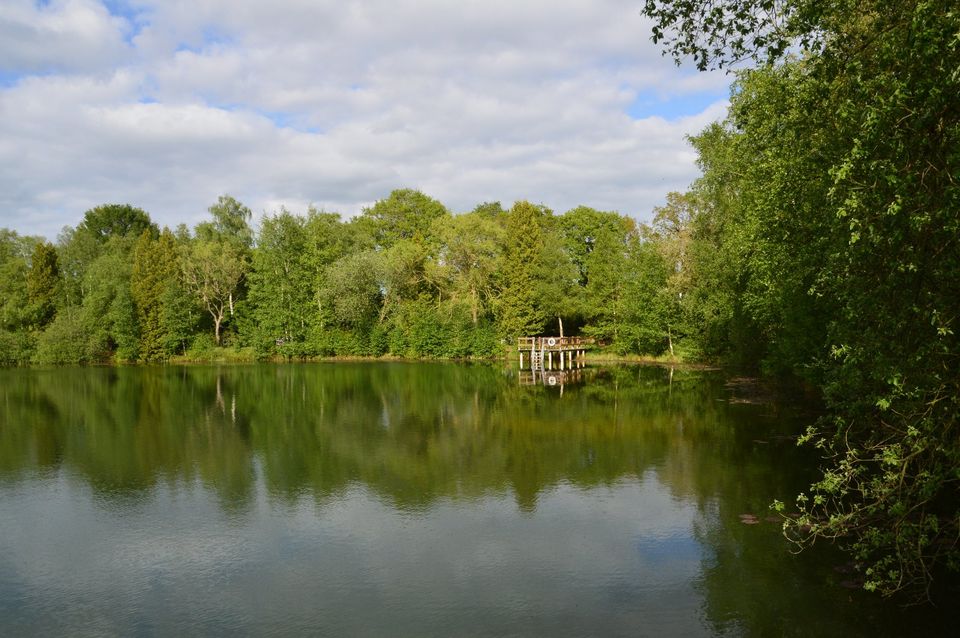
[0,363,953,636]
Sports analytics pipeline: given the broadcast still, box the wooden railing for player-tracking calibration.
[517,336,593,350]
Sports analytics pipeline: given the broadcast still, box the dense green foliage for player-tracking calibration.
[0,192,681,366]
[645,0,959,599]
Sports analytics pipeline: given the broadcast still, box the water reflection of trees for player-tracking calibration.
[0,363,807,515]
[2,363,954,634]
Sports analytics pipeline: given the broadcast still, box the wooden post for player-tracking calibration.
[559,350,564,370]
[520,352,524,369]
[568,351,572,367]
[548,351,553,370]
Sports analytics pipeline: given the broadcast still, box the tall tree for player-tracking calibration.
[181,197,254,346]
[303,209,355,332]
[357,188,449,249]
[434,212,504,325]
[75,204,157,245]
[558,206,637,342]
[495,201,554,339]
[56,225,99,308]
[0,231,39,364]
[247,210,313,355]
[197,195,254,249]
[647,192,698,356]
[378,238,434,324]
[26,241,60,330]
[131,229,181,360]
[181,239,247,347]
[559,206,632,287]
[320,251,383,329]
[159,229,201,356]
[80,239,140,361]
[470,201,506,219]
[619,238,671,355]
[580,227,630,346]
[57,204,156,310]
[0,231,35,332]
[534,223,578,338]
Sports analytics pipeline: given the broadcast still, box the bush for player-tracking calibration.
[33,312,89,364]
[186,333,216,359]
[0,330,35,365]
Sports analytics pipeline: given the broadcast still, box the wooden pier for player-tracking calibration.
[517,336,591,372]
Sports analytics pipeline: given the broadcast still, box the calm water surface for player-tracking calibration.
[0,363,953,636]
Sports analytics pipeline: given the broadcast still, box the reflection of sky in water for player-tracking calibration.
[0,471,710,637]
[635,533,702,569]
[1,364,951,636]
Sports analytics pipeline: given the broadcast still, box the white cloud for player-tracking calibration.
[0,0,729,240]
[0,0,131,73]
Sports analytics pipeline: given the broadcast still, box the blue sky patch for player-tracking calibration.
[627,89,727,120]
[100,0,146,43]
[0,71,22,88]
[258,110,322,134]
[174,26,234,54]
[101,0,138,22]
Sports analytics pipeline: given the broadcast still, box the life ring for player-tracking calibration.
[547,375,557,386]
[547,337,557,346]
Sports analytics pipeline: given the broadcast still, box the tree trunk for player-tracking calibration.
[558,316,564,338]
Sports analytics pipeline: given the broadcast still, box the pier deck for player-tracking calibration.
[517,336,592,371]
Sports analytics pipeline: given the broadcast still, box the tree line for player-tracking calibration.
[0,191,692,364]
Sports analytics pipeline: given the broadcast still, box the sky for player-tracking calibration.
[0,0,730,240]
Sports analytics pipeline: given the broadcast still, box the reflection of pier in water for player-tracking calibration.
[518,367,590,392]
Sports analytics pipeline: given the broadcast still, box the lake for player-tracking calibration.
[0,363,953,636]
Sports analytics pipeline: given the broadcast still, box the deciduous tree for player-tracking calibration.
[644,0,960,597]
[247,210,314,356]
[26,241,60,329]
